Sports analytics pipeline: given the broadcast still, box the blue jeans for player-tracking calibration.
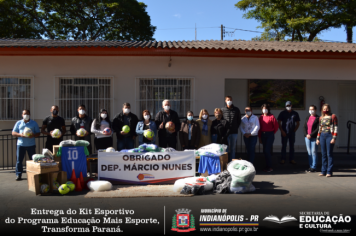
[281,132,295,160]
[320,132,334,175]
[227,133,238,162]
[305,137,317,169]
[16,145,36,176]
[243,135,258,163]
[261,132,274,169]
[117,137,135,151]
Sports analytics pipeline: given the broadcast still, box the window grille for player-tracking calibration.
[136,78,194,118]
[55,77,113,120]
[0,76,33,120]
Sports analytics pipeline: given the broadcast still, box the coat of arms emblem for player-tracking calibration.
[171,209,196,232]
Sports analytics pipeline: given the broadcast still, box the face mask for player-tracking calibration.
[309,110,315,115]
[286,107,291,111]
[23,115,30,121]
[101,113,107,119]
[262,109,268,114]
[202,115,208,119]
[144,115,150,120]
[226,101,232,106]
[215,114,222,119]
[323,110,329,115]
[187,116,193,121]
[52,110,58,115]
[124,109,130,114]
[78,110,85,115]
[246,111,251,116]
[164,106,170,111]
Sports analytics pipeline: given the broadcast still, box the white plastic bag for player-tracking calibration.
[87,180,112,191]
[196,143,227,156]
[227,160,256,188]
[230,184,256,194]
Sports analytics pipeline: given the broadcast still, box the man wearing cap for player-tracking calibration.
[277,101,300,164]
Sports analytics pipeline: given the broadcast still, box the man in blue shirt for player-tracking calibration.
[12,109,40,180]
[278,101,300,165]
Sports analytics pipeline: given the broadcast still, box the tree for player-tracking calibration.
[235,0,352,42]
[0,0,156,41]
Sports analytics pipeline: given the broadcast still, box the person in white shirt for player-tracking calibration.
[91,108,113,151]
[240,107,260,163]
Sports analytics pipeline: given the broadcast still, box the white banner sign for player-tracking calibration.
[98,151,195,184]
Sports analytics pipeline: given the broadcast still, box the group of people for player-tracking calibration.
[11,96,338,181]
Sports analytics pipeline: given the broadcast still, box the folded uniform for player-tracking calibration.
[75,140,90,147]
[59,140,76,147]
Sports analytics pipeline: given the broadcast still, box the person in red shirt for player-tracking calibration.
[258,104,279,172]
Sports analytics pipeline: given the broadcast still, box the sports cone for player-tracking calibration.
[75,177,82,192]
[70,169,77,184]
[79,172,85,189]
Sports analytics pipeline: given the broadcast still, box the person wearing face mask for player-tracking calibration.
[277,101,300,165]
[179,111,200,150]
[70,104,93,154]
[154,99,181,149]
[240,107,260,164]
[41,105,66,152]
[112,103,139,150]
[316,104,338,177]
[303,105,320,173]
[196,109,212,148]
[258,104,279,172]
[12,109,40,180]
[136,110,157,145]
[221,96,241,162]
[211,108,230,145]
[91,108,113,150]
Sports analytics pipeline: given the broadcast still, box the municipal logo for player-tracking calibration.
[136,173,155,181]
[263,215,297,224]
[171,208,196,232]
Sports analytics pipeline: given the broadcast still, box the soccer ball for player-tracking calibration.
[53,181,59,190]
[103,127,111,135]
[165,121,175,132]
[58,184,70,195]
[23,127,33,137]
[40,184,50,194]
[106,147,115,152]
[122,125,130,133]
[51,129,61,138]
[143,129,154,139]
[76,128,86,137]
[66,181,75,192]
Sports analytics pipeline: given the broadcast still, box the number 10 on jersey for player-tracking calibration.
[67,150,79,170]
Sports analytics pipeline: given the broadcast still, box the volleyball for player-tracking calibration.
[143,129,154,139]
[106,147,115,152]
[165,121,175,132]
[51,129,61,138]
[40,184,50,194]
[53,181,59,190]
[122,125,130,133]
[66,181,75,192]
[103,127,111,135]
[76,128,86,137]
[58,184,70,195]
[23,127,33,137]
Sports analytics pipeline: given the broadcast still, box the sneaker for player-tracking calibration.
[309,168,316,173]
[305,168,311,172]
[280,160,285,164]
[290,160,297,165]
[264,168,273,172]
[16,175,21,181]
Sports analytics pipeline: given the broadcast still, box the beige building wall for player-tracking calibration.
[1,55,356,149]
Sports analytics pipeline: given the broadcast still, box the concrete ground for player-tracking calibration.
[0,152,355,235]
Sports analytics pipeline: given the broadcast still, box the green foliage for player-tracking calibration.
[190,215,195,228]
[172,215,177,229]
[0,0,156,40]
[235,0,356,42]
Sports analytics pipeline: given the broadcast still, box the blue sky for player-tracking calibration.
[140,0,354,42]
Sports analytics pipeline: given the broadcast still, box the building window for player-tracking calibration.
[0,76,32,120]
[55,77,112,120]
[136,78,194,118]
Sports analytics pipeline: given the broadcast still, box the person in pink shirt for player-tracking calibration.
[258,104,279,172]
[303,105,320,173]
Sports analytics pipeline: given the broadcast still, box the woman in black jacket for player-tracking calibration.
[211,108,230,145]
[303,105,320,173]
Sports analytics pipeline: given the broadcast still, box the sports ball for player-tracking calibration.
[53,181,59,190]
[106,147,115,152]
[23,127,33,137]
[165,121,175,132]
[40,184,50,194]
[51,129,62,139]
[143,129,154,139]
[76,128,87,137]
[103,127,111,135]
[122,125,130,133]
[58,184,70,195]
[66,181,75,192]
